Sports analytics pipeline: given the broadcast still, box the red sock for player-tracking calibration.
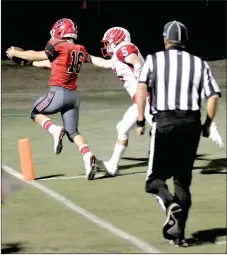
[42,119,56,134]
[79,144,91,157]
[42,119,52,130]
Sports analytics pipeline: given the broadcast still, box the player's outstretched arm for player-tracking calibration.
[88,55,112,68]
[6,47,48,61]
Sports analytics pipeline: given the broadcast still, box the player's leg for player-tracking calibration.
[61,91,97,180]
[30,89,65,155]
[101,103,138,176]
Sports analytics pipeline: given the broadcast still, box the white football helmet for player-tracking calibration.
[101,27,131,57]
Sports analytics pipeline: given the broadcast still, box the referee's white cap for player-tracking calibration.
[162,20,188,43]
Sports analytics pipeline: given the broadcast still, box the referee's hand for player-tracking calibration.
[136,127,145,136]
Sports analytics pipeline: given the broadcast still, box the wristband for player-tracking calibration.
[204,115,212,127]
[136,119,145,127]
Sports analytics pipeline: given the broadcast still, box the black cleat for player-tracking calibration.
[163,203,182,240]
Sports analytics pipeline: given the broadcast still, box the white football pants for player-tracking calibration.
[116,97,152,140]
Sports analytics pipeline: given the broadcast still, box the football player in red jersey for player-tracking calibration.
[10,27,153,177]
[6,18,98,180]
[23,27,152,176]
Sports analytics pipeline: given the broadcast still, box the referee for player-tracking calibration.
[136,20,221,247]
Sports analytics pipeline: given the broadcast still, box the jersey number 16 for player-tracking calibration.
[68,51,84,74]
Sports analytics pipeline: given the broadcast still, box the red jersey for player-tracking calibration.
[44,39,87,90]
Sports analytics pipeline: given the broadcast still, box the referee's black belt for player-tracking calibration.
[153,110,201,121]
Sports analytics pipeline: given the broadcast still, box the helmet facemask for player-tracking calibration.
[101,39,116,57]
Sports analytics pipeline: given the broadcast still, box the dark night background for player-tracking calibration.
[1,0,226,60]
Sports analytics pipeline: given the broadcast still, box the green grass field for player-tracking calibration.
[2,60,227,253]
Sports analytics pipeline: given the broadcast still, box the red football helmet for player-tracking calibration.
[101,27,131,57]
[50,18,78,41]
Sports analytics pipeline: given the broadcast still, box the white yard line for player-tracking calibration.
[215,240,227,245]
[33,168,227,182]
[39,174,105,181]
[2,165,162,254]
[38,171,181,181]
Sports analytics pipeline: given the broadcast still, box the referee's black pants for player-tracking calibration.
[146,110,201,236]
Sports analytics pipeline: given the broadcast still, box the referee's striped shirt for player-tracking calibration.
[139,47,221,114]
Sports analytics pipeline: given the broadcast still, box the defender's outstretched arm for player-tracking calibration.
[89,55,113,68]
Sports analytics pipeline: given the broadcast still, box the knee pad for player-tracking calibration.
[116,121,129,141]
[30,108,39,121]
[65,129,80,143]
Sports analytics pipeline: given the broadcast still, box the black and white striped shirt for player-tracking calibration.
[139,47,221,114]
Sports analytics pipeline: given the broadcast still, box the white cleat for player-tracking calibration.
[103,161,118,177]
[85,155,97,180]
[53,126,65,155]
[209,122,224,149]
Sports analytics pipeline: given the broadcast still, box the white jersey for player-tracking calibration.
[111,42,144,99]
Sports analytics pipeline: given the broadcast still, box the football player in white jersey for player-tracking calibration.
[88,27,153,176]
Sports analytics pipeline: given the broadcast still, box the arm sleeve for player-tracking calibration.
[44,41,59,62]
[202,61,221,98]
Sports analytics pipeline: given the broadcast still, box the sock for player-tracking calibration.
[109,142,126,166]
[42,119,57,135]
[79,144,92,165]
